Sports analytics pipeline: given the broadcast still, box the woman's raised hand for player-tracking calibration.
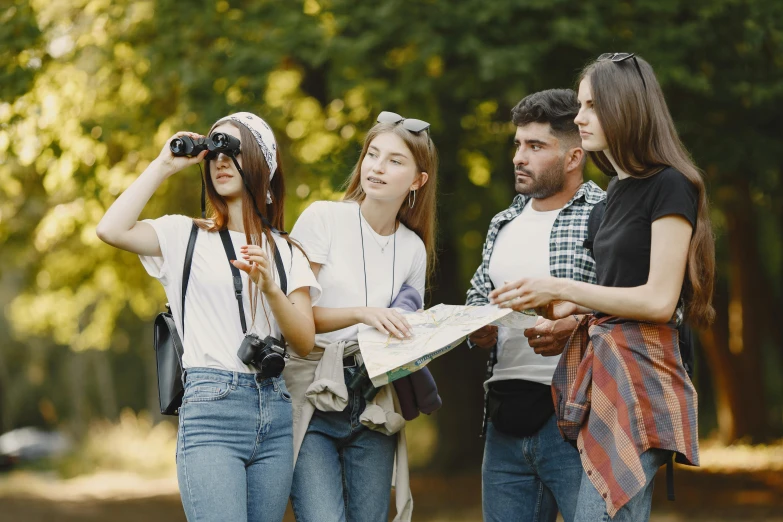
[154,132,209,176]
[232,245,277,294]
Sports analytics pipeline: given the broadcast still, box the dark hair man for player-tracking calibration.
[466,89,606,522]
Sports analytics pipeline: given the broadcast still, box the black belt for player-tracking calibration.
[343,354,358,368]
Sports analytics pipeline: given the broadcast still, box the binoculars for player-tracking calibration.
[170,132,241,160]
[347,363,380,402]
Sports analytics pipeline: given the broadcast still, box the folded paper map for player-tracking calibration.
[358,304,538,387]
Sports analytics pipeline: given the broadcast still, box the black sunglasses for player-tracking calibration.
[597,52,647,90]
[376,111,431,134]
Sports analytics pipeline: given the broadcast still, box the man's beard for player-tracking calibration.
[515,161,566,199]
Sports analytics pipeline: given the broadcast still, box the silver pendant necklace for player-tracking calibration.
[363,222,393,252]
[358,205,396,306]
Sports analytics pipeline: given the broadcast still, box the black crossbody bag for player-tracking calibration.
[153,221,199,416]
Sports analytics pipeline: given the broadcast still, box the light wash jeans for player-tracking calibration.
[289,366,397,522]
[176,368,293,522]
[482,415,584,522]
[574,447,671,522]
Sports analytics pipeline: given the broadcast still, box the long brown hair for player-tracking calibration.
[343,122,438,283]
[196,119,304,327]
[581,56,715,328]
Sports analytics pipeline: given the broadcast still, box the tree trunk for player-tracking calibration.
[427,229,488,471]
[93,350,118,420]
[699,179,771,442]
[68,351,88,439]
[0,343,9,433]
[427,107,487,471]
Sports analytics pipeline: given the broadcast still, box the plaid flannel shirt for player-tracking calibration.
[552,315,699,516]
[465,181,606,433]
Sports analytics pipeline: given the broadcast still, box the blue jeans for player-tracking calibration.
[482,415,583,522]
[290,367,397,522]
[574,448,670,522]
[176,368,293,522]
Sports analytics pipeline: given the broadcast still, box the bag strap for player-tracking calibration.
[676,322,694,378]
[583,199,606,251]
[180,221,200,340]
[218,229,289,336]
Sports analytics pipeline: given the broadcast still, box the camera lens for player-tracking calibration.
[260,353,286,378]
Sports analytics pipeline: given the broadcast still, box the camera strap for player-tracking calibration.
[229,156,288,237]
[218,229,289,337]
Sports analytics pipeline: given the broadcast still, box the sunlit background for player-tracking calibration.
[1,0,782,520]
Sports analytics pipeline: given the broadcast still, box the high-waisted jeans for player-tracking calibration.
[289,366,397,522]
[176,368,293,522]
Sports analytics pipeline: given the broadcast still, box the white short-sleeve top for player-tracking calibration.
[140,215,321,372]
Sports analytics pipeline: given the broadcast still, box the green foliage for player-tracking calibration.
[0,0,781,436]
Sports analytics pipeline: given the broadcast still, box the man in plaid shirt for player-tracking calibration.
[466,89,605,522]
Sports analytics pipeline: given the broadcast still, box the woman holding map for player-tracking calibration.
[285,111,438,522]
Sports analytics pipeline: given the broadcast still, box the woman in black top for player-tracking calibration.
[489,54,715,520]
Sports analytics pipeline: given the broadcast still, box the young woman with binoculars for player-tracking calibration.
[97,112,321,522]
[284,112,438,522]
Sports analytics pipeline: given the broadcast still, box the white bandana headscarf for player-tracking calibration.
[215,112,278,203]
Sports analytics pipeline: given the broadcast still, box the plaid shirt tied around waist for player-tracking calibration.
[552,315,699,517]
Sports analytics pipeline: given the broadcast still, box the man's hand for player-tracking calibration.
[524,316,579,357]
[469,324,498,350]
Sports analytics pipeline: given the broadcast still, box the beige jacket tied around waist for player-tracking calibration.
[282,341,413,522]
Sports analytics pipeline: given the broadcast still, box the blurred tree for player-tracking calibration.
[0,0,781,471]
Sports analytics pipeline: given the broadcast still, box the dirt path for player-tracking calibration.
[0,467,781,521]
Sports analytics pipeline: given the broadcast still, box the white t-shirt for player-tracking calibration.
[487,200,561,386]
[291,200,427,346]
[140,214,322,373]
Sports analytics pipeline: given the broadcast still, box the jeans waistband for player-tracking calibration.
[183,367,281,388]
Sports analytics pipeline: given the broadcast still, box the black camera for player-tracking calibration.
[170,132,241,160]
[237,333,287,378]
[347,362,379,402]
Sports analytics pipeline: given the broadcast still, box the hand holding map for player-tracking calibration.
[358,304,539,387]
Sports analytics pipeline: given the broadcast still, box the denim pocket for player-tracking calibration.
[183,380,232,403]
[277,381,293,403]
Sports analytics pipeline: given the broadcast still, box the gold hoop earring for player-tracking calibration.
[408,190,416,209]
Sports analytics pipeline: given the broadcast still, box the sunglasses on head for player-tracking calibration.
[376,111,431,134]
[597,52,647,89]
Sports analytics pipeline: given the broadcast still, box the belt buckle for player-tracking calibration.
[343,355,357,368]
